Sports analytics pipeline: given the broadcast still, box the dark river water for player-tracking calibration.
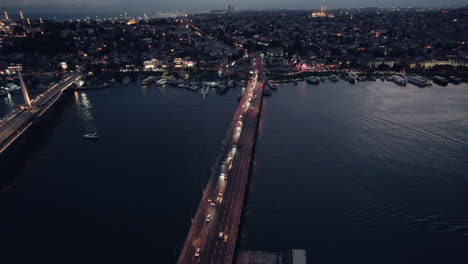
[1,80,467,264]
[242,81,468,264]
[0,83,238,264]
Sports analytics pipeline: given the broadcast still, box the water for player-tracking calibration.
[243,81,468,263]
[0,83,238,264]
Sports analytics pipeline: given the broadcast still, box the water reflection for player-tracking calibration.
[3,93,15,108]
[73,91,96,132]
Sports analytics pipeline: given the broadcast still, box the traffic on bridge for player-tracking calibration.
[178,54,265,264]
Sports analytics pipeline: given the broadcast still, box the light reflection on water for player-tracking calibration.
[74,91,96,132]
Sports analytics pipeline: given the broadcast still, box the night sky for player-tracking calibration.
[2,0,466,13]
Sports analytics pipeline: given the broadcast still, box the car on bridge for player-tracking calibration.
[206,214,211,222]
[195,248,200,257]
[224,235,229,243]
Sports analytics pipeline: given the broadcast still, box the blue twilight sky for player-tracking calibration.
[1,0,466,13]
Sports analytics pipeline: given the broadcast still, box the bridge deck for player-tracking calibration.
[0,73,81,155]
[178,56,264,264]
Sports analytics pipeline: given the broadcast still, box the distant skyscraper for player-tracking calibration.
[19,9,24,20]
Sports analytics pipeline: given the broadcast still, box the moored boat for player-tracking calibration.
[141,76,157,85]
[407,76,431,87]
[432,76,448,86]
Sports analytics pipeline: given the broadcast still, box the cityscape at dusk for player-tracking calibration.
[0,1,467,264]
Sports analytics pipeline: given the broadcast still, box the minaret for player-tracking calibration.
[39,17,43,24]
[27,18,31,26]
[19,9,24,20]
[3,8,9,20]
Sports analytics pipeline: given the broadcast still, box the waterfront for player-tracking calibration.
[0,83,238,264]
[243,81,468,263]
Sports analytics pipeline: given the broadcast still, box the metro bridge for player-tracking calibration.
[0,66,84,155]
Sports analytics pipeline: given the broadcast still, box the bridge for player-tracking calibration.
[0,68,83,155]
[177,54,265,264]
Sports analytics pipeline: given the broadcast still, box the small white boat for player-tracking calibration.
[201,86,209,95]
[83,130,100,139]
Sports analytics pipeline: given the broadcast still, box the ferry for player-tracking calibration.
[122,77,131,84]
[6,83,21,93]
[432,76,448,86]
[141,76,157,85]
[201,86,209,95]
[407,76,432,87]
[390,75,407,86]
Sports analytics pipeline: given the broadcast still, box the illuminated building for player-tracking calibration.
[310,4,334,18]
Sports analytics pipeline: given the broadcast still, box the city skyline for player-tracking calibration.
[2,0,466,14]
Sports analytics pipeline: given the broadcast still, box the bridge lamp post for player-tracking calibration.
[8,66,32,109]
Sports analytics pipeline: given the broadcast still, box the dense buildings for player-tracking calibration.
[0,6,467,90]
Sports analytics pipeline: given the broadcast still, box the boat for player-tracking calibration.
[5,83,21,93]
[227,80,235,88]
[186,85,198,91]
[293,80,299,85]
[407,76,431,87]
[306,77,320,85]
[201,86,209,95]
[447,76,462,85]
[267,80,278,89]
[320,77,327,83]
[330,75,339,82]
[122,77,130,84]
[110,79,116,83]
[156,78,167,85]
[432,76,448,86]
[390,75,407,86]
[74,81,111,91]
[83,130,100,140]
[141,76,157,85]
[380,76,385,81]
[178,83,189,89]
[367,76,377,81]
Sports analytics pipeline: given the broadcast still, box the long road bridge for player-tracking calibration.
[178,55,265,264]
[0,69,83,155]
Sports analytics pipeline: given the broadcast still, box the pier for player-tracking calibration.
[177,54,265,264]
